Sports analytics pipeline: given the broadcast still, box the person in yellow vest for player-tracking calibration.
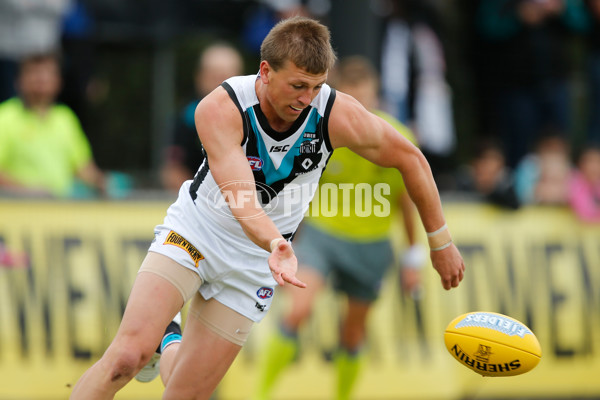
[0,53,105,197]
[252,55,427,400]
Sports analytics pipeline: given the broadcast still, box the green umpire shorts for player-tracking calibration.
[292,222,395,302]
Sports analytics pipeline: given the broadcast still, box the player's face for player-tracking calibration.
[260,60,328,127]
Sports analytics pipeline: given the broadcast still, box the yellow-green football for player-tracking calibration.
[444,311,542,377]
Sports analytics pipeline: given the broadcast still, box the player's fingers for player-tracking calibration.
[282,273,307,289]
[268,262,285,286]
[451,275,460,288]
[274,273,285,286]
[285,276,306,289]
[441,277,451,291]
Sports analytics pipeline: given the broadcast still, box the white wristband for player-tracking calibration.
[401,244,427,269]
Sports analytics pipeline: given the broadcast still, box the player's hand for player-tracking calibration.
[430,243,465,290]
[268,240,307,288]
[400,268,421,294]
[399,244,426,294]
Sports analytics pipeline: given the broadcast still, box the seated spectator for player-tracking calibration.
[514,133,571,205]
[455,138,520,209]
[0,53,105,197]
[160,42,244,193]
[568,145,600,222]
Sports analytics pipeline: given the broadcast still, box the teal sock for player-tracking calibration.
[158,320,182,353]
[160,332,181,353]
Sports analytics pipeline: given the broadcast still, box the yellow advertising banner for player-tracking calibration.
[0,200,169,400]
[0,200,599,399]
[224,204,600,400]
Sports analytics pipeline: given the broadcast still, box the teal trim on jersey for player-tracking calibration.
[247,107,322,186]
[304,108,319,137]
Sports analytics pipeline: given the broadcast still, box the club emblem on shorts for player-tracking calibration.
[163,231,204,267]
[256,287,274,299]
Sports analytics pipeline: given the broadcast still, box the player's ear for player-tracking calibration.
[259,61,271,84]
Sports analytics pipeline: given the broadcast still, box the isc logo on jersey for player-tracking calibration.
[247,156,263,171]
[256,287,274,299]
[269,145,289,152]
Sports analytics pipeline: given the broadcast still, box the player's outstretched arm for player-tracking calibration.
[194,88,306,288]
[328,92,465,290]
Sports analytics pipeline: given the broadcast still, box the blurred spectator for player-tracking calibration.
[253,55,426,400]
[514,133,571,205]
[379,0,456,183]
[568,145,600,222]
[0,0,70,102]
[456,138,520,209]
[473,0,588,168]
[241,0,327,55]
[0,53,106,198]
[160,43,244,192]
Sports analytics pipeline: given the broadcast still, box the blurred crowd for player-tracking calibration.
[1,0,600,222]
[456,0,600,223]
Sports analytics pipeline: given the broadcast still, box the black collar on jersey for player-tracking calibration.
[253,103,311,142]
[221,81,311,143]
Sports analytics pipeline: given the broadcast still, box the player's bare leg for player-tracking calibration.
[282,266,325,330]
[340,298,370,350]
[159,340,180,385]
[70,271,184,399]
[162,296,247,400]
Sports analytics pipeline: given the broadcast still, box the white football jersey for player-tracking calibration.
[149,74,337,321]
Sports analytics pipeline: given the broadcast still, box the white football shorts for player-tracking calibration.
[149,226,277,322]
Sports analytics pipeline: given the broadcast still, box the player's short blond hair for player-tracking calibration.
[260,16,337,74]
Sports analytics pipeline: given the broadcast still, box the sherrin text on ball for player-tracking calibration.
[444,311,542,377]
